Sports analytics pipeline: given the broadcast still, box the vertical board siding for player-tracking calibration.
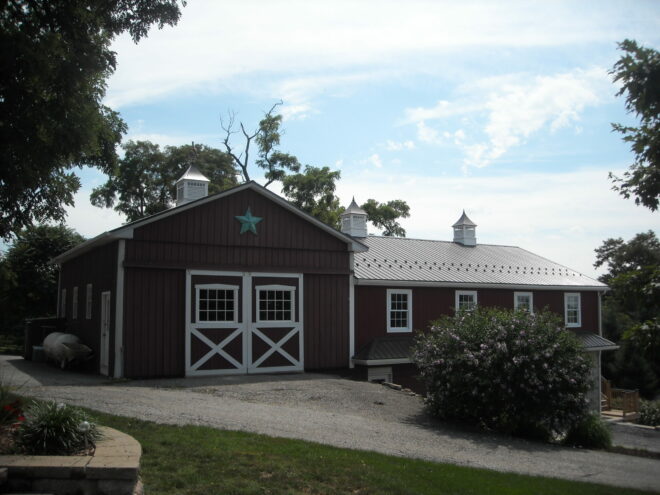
[59,242,118,374]
[304,274,349,369]
[355,285,601,354]
[124,268,185,378]
[132,189,347,257]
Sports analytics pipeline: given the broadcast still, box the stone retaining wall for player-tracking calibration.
[0,426,141,495]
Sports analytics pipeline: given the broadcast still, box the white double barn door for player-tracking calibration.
[185,270,304,376]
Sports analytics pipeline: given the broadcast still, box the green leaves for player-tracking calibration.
[91,141,237,222]
[360,199,410,237]
[0,1,185,239]
[609,39,660,211]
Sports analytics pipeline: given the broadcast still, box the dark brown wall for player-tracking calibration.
[304,274,349,369]
[59,241,118,373]
[126,188,350,274]
[123,268,185,378]
[355,285,600,353]
[120,187,352,377]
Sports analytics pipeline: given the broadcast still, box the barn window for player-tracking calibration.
[256,285,295,322]
[72,287,78,319]
[196,284,238,323]
[455,290,477,312]
[86,284,93,319]
[564,293,581,327]
[514,292,533,313]
[387,289,412,333]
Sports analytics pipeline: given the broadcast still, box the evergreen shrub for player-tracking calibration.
[563,413,611,449]
[413,307,592,440]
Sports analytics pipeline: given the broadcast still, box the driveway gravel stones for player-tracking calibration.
[2,356,659,492]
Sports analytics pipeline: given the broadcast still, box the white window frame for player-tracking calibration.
[72,286,78,319]
[60,289,66,318]
[514,291,534,314]
[564,292,581,327]
[195,284,239,324]
[455,290,477,312]
[386,288,413,333]
[86,284,93,319]
[256,284,296,323]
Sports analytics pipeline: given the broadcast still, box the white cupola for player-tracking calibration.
[452,210,477,246]
[175,164,210,206]
[340,198,368,237]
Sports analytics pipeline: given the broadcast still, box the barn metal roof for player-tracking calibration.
[354,236,606,289]
[344,198,367,215]
[452,210,477,227]
[176,164,210,183]
[573,331,619,351]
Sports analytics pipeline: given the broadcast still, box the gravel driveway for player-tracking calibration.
[2,355,659,492]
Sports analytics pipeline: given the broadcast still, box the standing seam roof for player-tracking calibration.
[354,236,606,288]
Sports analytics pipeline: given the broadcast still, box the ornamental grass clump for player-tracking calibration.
[413,307,591,441]
[16,401,101,455]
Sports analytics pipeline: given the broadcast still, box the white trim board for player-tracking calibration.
[113,240,125,378]
[355,279,608,291]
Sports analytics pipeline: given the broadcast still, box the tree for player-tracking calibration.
[361,199,411,237]
[221,102,301,186]
[0,225,84,333]
[91,141,237,222]
[282,166,343,227]
[609,39,660,211]
[594,231,660,394]
[0,1,185,240]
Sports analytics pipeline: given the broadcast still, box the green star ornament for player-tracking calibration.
[235,207,263,235]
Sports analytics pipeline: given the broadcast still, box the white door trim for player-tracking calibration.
[185,270,304,376]
[100,291,111,376]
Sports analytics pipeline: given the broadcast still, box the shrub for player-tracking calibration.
[563,413,612,449]
[638,400,660,426]
[15,401,101,455]
[412,307,592,440]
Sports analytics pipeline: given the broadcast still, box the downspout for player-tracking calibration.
[56,265,62,318]
[113,240,126,378]
[349,252,355,369]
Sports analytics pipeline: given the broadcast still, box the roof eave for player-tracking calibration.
[354,278,608,291]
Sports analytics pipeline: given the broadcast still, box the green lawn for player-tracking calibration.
[86,410,656,495]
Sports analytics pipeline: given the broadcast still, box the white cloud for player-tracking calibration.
[407,68,609,169]
[385,140,416,151]
[105,0,657,108]
[338,167,658,279]
[366,154,383,168]
[124,132,217,148]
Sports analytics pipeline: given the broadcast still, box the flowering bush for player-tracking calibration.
[638,400,660,426]
[1,399,26,428]
[15,401,100,455]
[413,307,592,440]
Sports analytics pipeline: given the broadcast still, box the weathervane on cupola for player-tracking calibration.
[175,142,210,206]
[452,210,477,246]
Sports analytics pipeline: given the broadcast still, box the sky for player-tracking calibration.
[65,0,660,279]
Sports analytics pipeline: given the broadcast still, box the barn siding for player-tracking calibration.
[355,285,600,353]
[119,187,352,377]
[123,268,185,378]
[59,241,118,373]
[304,274,350,369]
